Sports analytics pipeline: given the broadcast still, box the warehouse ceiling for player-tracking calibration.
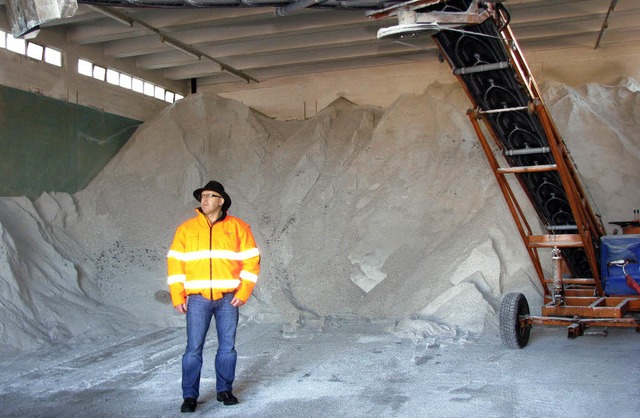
[1,0,638,87]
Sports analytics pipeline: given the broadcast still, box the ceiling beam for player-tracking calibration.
[162,39,434,79]
[198,51,436,85]
[135,25,383,70]
[86,5,258,82]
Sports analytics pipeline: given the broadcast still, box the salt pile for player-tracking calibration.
[1,79,638,354]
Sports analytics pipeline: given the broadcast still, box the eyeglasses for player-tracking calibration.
[201,193,222,199]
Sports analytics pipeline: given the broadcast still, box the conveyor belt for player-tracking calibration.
[422,0,603,281]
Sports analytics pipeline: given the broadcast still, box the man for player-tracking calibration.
[167,180,260,413]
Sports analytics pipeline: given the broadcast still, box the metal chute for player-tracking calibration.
[4,0,78,39]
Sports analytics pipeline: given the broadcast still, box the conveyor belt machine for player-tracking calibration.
[369,0,640,348]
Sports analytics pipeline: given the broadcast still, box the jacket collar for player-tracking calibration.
[196,207,227,226]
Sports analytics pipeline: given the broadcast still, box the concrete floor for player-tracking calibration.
[1,320,638,418]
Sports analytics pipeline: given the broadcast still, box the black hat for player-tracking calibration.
[193,180,232,211]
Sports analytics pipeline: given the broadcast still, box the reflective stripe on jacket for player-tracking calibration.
[167,209,260,306]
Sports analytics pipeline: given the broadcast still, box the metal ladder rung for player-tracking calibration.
[527,234,585,248]
[543,278,597,285]
[497,164,557,174]
[546,225,578,232]
[453,61,510,75]
[478,105,530,115]
[504,146,550,156]
[544,278,596,290]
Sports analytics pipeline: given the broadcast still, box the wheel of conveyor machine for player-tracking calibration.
[499,292,531,349]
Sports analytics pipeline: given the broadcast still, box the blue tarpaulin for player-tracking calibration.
[600,234,640,295]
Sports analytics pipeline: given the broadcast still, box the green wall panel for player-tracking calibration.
[0,85,141,199]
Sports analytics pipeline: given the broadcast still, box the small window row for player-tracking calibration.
[78,58,183,103]
[1,29,62,66]
[1,29,183,104]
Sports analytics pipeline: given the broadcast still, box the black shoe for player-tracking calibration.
[216,390,238,405]
[180,398,197,413]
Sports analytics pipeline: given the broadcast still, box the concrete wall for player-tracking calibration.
[0,18,188,122]
[1,12,639,123]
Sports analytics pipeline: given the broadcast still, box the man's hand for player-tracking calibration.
[230,297,245,308]
[174,303,187,314]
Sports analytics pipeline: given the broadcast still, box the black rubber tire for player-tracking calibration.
[499,292,531,349]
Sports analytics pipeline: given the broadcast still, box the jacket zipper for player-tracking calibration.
[205,210,225,300]
[209,222,214,300]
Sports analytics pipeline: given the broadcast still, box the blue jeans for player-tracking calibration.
[182,293,239,399]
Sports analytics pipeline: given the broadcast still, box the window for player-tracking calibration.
[132,78,144,93]
[76,57,183,103]
[92,65,106,81]
[154,86,165,100]
[0,33,181,103]
[143,81,155,97]
[6,34,26,54]
[119,73,132,89]
[1,31,62,67]
[78,58,93,76]
[26,43,44,60]
[44,47,62,66]
[106,69,120,85]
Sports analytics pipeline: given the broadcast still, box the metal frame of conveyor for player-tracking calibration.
[369,0,640,346]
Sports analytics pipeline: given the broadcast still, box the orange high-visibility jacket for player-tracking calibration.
[167,209,260,306]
